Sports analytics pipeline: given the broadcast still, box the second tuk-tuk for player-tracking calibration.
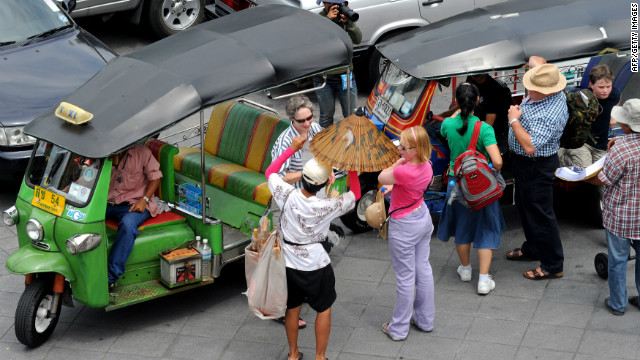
[338,0,631,233]
[3,4,354,347]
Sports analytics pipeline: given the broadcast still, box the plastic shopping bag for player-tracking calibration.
[243,231,287,319]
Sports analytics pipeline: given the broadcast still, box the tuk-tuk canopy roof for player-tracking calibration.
[377,0,629,79]
[25,4,353,158]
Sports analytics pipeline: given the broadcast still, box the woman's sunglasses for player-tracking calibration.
[398,145,415,151]
[293,114,313,123]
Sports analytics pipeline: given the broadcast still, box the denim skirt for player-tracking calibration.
[437,183,505,249]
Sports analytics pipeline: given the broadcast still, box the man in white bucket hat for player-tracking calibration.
[505,63,569,281]
[587,98,640,315]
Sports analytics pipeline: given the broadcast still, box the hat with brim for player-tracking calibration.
[302,158,331,186]
[522,64,567,95]
[611,98,640,132]
[316,0,345,4]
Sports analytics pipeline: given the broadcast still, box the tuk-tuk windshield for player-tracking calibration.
[374,62,429,119]
[27,141,102,207]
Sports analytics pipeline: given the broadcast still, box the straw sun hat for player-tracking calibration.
[522,63,567,94]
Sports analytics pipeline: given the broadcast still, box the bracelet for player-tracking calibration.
[143,196,150,204]
[508,119,519,127]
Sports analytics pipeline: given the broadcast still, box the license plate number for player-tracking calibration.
[32,186,65,217]
[372,98,393,124]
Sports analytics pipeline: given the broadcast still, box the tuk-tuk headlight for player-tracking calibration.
[2,206,18,226]
[0,126,36,147]
[66,233,102,255]
[25,219,44,241]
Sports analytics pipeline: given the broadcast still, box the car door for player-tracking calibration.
[419,0,508,23]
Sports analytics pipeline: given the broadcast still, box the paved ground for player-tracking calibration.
[1,200,640,360]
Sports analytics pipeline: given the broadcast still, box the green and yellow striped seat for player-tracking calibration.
[174,101,290,228]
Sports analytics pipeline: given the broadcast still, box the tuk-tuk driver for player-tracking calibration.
[106,144,162,287]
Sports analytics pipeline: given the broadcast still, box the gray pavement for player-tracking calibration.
[1,202,640,360]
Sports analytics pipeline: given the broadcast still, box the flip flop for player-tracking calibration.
[286,351,304,360]
[523,267,563,280]
[274,316,307,329]
[506,248,536,261]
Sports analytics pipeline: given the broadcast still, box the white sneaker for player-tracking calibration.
[457,265,472,282]
[477,276,495,295]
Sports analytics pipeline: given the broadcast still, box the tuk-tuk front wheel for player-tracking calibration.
[15,278,61,348]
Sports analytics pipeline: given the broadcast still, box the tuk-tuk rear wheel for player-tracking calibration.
[15,278,61,348]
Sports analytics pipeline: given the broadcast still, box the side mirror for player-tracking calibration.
[57,0,77,14]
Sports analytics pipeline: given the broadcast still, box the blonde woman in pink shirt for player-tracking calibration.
[378,126,435,341]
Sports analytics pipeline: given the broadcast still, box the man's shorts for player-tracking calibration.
[286,265,336,313]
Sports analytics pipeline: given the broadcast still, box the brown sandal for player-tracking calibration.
[523,267,563,280]
[506,248,536,261]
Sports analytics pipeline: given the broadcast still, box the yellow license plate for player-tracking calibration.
[32,186,66,217]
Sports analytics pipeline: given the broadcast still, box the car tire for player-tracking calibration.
[147,0,206,38]
[365,48,387,90]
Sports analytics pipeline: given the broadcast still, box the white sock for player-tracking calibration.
[460,264,471,271]
[479,273,490,283]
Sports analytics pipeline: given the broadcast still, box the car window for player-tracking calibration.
[0,0,71,44]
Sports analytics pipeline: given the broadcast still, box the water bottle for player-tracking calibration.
[195,235,202,251]
[201,239,212,278]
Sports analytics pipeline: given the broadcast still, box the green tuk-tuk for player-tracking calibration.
[2,4,353,347]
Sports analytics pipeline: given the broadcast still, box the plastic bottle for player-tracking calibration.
[201,239,212,278]
[195,235,202,251]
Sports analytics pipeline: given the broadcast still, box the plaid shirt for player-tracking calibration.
[270,122,323,189]
[598,133,640,240]
[509,92,568,157]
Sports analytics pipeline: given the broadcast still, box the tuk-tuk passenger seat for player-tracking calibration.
[172,101,290,228]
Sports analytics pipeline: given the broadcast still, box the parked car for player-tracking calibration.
[68,0,209,38]
[207,0,508,85]
[0,0,117,181]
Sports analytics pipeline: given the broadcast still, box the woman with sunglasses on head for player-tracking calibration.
[437,82,505,295]
[378,126,435,341]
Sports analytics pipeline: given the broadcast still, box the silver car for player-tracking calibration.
[68,0,209,37]
[209,0,508,84]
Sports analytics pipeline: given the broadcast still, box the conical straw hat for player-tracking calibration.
[310,110,399,172]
